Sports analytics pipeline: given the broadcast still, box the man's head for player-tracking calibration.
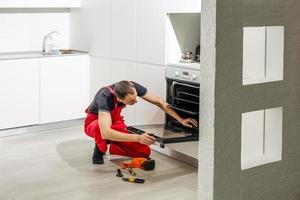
[114,81,138,105]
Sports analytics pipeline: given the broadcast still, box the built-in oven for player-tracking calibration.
[165,68,199,135]
[127,65,200,147]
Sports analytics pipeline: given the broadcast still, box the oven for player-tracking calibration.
[127,65,200,146]
[165,66,199,135]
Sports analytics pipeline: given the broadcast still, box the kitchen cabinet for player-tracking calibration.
[136,0,166,65]
[0,0,26,7]
[26,0,81,8]
[166,0,201,13]
[111,0,136,61]
[0,0,80,8]
[135,64,165,125]
[39,55,89,124]
[0,59,39,129]
[89,57,112,101]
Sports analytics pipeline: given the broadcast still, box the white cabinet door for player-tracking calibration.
[166,0,201,13]
[111,0,136,60]
[136,0,166,65]
[26,0,81,7]
[40,55,89,124]
[89,57,113,101]
[0,59,39,129]
[0,0,26,7]
[135,64,166,125]
[87,0,111,57]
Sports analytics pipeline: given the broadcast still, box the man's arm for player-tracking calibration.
[141,93,198,128]
[98,111,155,145]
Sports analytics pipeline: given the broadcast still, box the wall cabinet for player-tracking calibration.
[26,0,81,8]
[0,0,26,7]
[136,0,166,65]
[0,0,80,8]
[111,0,136,61]
[39,55,89,124]
[0,59,39,129]
[166,0,201,13]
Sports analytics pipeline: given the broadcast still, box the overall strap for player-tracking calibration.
[105,86,118,107]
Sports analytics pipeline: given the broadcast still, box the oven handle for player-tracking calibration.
[170,105,199,115]
[170,81,200,99]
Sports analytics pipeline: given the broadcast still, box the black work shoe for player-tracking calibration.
[92,144,105,164]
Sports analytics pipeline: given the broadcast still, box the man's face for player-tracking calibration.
[118,89,138,105]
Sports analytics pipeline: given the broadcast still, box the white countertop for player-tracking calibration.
[0,50,89,60]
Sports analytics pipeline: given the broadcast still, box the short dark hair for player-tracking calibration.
[114,80,135,99]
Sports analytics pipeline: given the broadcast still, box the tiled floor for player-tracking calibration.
[0,126,198,200]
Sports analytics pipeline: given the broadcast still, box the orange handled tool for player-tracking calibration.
[120,157,155,171]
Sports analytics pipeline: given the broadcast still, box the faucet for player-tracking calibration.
[42,31,60,55]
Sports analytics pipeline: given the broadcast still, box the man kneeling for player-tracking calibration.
[84,80,198,164]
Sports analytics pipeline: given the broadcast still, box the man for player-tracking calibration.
[84,80,198,164]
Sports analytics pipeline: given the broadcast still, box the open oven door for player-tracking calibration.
[126,123,199,148]
[126,125,198,144]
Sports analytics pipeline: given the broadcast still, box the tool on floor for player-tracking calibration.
[116,157,155,184]
[116,167,144,184]
[120,157,155,171]
[116,169,123,177]
[122,177,145,184]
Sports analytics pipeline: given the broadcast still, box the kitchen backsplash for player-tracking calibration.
[0,12,69,53]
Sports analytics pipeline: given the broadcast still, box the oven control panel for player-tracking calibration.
[166,65,200,84]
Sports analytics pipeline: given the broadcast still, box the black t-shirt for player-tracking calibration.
[88,81,147,115]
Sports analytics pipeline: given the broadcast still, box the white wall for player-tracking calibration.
[0,12,69,53]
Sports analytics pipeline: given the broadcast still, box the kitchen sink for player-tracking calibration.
[42,50,77,56]
[59,50,75,54]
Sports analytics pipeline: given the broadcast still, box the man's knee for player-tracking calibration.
[141,145,151,158]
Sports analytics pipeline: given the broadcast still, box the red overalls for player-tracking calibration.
[84,87,151,158]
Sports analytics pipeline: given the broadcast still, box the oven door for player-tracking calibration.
[166,79,199,134]
[126,124,198,147]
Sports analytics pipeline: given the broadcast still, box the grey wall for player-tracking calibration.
[211,0,300,200]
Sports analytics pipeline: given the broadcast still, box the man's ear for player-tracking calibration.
[116,97,123,102]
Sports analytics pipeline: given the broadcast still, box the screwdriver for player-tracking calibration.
[122,177,145,184]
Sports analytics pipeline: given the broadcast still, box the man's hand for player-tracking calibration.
[137,133,156,145]
[180,118,198,128]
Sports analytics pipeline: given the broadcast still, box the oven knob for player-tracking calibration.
[192,74,197,80]
[174,71,179,77]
